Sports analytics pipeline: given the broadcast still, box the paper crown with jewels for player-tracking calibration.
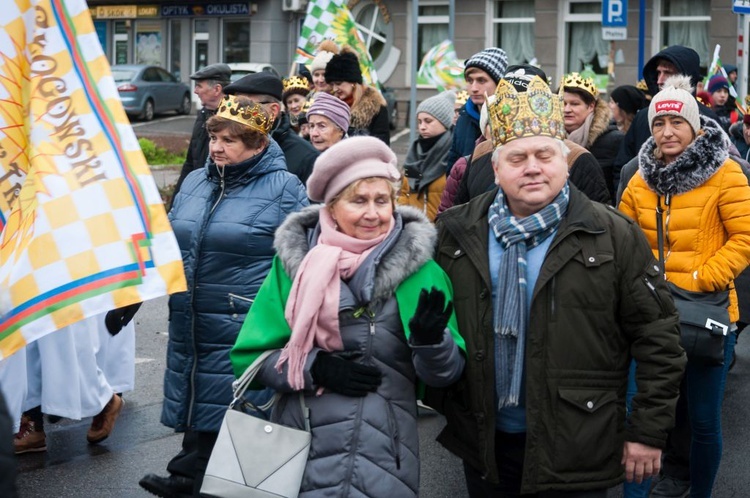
[455,90,469,107]
[487,75,566,148]
[560,72,598,99]
[282,76,311,94]
[215,95,274,134]
[301,96,314,114]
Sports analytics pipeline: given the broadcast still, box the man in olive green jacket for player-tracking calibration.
[428,75,685,496]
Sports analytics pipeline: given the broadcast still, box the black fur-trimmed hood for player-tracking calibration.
[586,99,615,147]
[273,204,436,302]
[638,116,730,196]
[350,85,387,131]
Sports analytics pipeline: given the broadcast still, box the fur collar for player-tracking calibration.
[638,116,730,196]
[586,99,613,147]
[273,205,437,301]
[350,85,386,130]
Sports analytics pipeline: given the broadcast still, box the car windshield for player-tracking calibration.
[230,71,256,82]
[112,69,136,82]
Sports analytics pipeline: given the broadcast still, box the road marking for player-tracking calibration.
[131,115,187,128]
[391,128,410,143]
[135,357,155,364]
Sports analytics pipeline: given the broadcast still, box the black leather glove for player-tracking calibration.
[104,302,142,336]
[408,287,453,346]
[311,353,382,397]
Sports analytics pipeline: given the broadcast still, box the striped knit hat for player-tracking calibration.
[464,47,508,84]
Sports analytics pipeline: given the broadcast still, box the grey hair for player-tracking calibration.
[491,138,570,164]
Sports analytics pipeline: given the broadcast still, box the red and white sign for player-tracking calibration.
[655,100,684,113]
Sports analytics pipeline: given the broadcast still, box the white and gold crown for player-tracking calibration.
[216,95,274,134]
[560,72,598,99]
[487,75,565,148]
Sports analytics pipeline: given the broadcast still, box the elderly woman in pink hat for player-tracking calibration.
[231,136,465,497]
[306,92,350,152]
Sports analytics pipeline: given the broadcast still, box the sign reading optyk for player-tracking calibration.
[602,0,628,27]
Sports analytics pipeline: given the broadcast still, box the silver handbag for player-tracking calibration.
[200,350,311,498]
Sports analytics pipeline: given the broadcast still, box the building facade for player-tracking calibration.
[87,0,745,117]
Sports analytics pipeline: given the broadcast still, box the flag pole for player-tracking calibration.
[410,0,419,144]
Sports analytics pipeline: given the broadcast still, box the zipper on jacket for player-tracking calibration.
[209,165,226,215]
[186,309,198,428]
[228,293,254,307]
[187,166,226,428]
[549,276,556,319]
[386,401,401,469]
[643,276,666,311]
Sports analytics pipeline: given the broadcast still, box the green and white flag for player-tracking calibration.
[295,0,379,86]
[417,40,465,90]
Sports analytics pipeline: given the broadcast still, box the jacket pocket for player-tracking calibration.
[228,293,253,322]
[552,387,619,473]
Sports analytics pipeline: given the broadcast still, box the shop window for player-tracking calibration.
[656,0,710,67]
[135,20,162,66]
[113,21,129,65]
[417,2,449,64]
[492,0,535,66]
[223,20,250,63]
[170,20,182,79]
[564,1,609,81]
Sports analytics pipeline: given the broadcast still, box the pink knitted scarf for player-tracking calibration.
[276,208,394,389]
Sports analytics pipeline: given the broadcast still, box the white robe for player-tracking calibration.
[0,312,136,431]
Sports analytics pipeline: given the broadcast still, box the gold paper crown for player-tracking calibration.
[455,90,469,106]
[561,72,598,99]
[283,76,310,94]
[216,95,274,134]
[301,96,314,114]
[487,75,565,148]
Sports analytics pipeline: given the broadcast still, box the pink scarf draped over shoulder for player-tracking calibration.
[275,208,394,390]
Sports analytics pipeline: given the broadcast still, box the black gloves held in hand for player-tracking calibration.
[312,353,382,397]
[409,287,453,346]
[105,302,142,336]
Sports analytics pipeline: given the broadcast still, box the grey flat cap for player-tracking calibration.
[190,63,231,82]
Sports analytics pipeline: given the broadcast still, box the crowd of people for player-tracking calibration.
[4,39,750,498]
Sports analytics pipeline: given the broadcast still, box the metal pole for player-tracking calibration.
[449,0,455,43]
[638,0,645,80]
[410,0,419,144]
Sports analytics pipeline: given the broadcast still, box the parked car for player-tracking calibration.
[227,63,281,82]
[112,64,192,121]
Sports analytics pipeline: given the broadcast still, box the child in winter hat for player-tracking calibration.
[416,90,457,131]
[707,74,730,95]
[648,75,700,134]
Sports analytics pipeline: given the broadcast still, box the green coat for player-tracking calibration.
[428,186,685,493]
[230,255,464,378]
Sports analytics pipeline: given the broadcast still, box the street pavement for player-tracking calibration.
[13,115,750,497]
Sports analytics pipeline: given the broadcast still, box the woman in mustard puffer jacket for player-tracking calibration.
[619,75,750,497]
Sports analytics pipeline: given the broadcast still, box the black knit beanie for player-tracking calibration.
[325,52,363,84]
[610,85,649,115]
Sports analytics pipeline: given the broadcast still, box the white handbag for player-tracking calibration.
[200,350,311,498]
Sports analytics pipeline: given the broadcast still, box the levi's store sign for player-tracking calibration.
[655,101,684,113]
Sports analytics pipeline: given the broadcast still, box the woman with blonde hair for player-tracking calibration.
[325,47,390,145]
[620,75,750,497]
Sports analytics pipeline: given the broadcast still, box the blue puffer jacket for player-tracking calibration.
[162,139,308,433]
